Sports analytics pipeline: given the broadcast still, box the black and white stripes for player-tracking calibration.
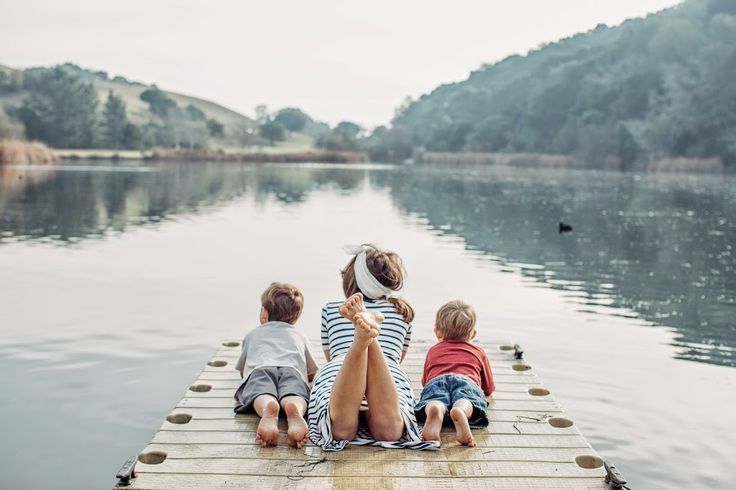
[308,299,439,451]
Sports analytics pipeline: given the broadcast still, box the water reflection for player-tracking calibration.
[0,163,364,242]
[1,162,734,367]
[371,167,736,367]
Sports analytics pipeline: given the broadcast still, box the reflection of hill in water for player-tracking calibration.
[371,167,736,367]
[0,162,363,242]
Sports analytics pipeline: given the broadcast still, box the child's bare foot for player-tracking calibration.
[421,403,445,443]
[284,400,309,449]
[255,399,280,447]
[450,406,476,447]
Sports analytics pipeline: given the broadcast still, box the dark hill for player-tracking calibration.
[393,0,736,167]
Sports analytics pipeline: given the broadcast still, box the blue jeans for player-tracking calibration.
[414,373,489,428]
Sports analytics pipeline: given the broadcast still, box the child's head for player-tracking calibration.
[260,282,304,325]
[341,244,414,322]
[435,300,477,341]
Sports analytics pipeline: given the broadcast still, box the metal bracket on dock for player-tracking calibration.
[115,456,137,487]
[604,460,628,489]
[513,344,524,359]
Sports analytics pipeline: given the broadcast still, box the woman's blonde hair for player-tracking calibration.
[341,244,414,323]
[435,300,476,340]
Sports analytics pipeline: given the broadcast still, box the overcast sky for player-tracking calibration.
[1,0,681,127]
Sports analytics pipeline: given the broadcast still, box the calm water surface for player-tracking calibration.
[1,161,734,489]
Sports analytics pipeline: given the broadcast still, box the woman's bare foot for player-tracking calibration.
[354,316,379,348]
[450,406,476,447]
[339,293,365,321]
[421,403,445,443]
[284,400,309,449]
[255,399,280,447]
[341,293,382,347]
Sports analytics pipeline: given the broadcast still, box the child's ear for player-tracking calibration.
[434,326,443,341]
[260,307,269,323]
[471,329,477,340]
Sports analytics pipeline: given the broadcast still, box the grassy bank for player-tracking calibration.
[150,148,368,163]
[55,149,152,160]
[647,157,723,173]
[419,152,725,172]
[0,139,58,164]
[419,152,588,169]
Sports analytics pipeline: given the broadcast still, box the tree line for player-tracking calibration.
[4,66,226,150]
[388,0,736,167]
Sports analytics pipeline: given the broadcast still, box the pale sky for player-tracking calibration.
[1,0,681,127]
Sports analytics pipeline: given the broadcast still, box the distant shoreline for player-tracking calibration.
[54,148,369,164]
[418,152,725,173]
[9,146,727,173]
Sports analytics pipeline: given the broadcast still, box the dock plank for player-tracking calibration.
[141,443,600,463]
[135,459,604,478]
[125,474,608,490]
[157,418,581,436]
[169,407,566,422]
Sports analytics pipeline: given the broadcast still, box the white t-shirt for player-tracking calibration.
[235,321,317,383]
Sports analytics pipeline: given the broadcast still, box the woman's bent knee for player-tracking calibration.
[370,418,404,441]
[331,422,358,442]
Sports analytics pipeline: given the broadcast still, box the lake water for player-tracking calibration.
[1,161,734,489]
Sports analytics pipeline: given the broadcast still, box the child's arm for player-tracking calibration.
[421,346,432,386]
[305,341,318,382]
[480,351,495,396]
[234,336,248,379]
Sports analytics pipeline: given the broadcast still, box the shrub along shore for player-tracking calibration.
[0,139,58,165]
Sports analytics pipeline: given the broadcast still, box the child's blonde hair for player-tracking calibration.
[435,300,476,340]
[261,282,304,324]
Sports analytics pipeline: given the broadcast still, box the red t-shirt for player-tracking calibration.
[422,340,495,395]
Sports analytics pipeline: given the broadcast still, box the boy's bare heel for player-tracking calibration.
[256,399,280,447]
[450,406,476,447]
[421,403,444,443]
[284,400,309,449]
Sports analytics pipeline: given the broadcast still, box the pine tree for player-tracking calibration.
[102,91,128,149]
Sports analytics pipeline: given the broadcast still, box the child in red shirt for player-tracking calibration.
[415,300,495,446]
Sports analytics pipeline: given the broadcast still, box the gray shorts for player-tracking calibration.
[234,366,310,414]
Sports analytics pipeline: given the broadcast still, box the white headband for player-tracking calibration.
[343,245,402,299]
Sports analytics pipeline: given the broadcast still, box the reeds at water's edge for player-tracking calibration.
[0,139,59,165]
[419,152,725,172]
[150,148,368,163]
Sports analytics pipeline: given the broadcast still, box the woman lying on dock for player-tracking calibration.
[307,244,439,450]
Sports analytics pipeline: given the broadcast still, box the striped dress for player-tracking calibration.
[307,299,439,451]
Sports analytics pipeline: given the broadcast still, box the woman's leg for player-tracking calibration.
[328,295,377,440]
[364,322,405,441]
[253,394,280,447]
[450,398,476,447]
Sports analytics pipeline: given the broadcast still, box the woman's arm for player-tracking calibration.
[400,322,412,364]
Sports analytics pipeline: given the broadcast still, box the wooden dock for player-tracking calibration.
[118,339,610,489]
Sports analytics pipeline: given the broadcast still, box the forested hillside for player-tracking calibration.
[391,0,736,167]
[0,63,256,149]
